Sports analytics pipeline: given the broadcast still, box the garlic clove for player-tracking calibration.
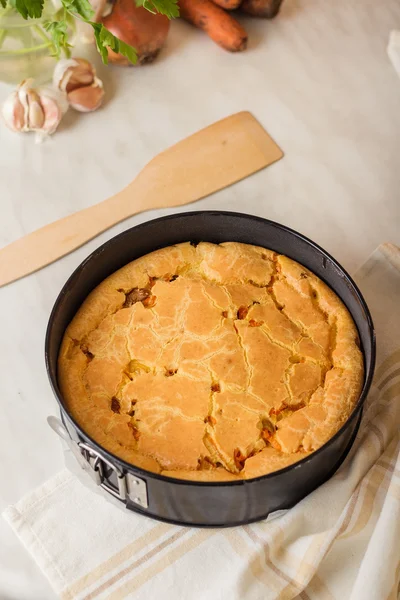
[1,91,26,132]
[53,58,96,93]
[17,78,33,122]
[67,79,104,112]
[27,89,45,130]
[40,94,63,135]
[66,59,95,92]
[38,85,69,117]
[53,58,78,91]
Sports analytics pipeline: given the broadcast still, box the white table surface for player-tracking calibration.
[1,0,400,598]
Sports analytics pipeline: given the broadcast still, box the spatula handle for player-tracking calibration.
[0,188,136,287]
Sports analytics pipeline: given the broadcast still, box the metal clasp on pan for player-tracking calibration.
[47,416,148,508]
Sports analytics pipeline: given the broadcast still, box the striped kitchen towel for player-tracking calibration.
[3,243,400,600]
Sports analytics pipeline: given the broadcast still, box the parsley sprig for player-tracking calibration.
[0,0,179,63]
[136,0,179,18]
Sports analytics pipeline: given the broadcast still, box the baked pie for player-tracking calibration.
[58,242,363,480]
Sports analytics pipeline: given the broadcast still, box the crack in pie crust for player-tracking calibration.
[58,242,364,481]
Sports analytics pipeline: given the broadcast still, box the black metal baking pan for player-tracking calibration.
[45,211,375,527]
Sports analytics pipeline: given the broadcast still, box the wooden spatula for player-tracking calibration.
[0,111,283,287]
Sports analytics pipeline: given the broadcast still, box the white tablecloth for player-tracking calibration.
[1,0,400,598]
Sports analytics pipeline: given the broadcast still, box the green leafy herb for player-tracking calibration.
[13,0,43,19]
[43,19,71,58]
[90,21,137,65]
[60,0,93,21]
[0,0,7,8]
[135,0,179,19]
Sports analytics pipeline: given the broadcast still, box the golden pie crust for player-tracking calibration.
[58,242,363,481]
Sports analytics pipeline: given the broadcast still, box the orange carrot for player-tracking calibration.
[240,0,283,18]
[179,0,248,52]
[211,0,242,11]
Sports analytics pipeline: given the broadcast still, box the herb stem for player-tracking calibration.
[34,24,57,55]
[63,9,71,57]
[34,24,52,44]
[0,28,7,49]
[0,4,13,49]
[0,41,52,55]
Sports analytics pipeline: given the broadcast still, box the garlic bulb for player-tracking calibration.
[53,58,105,112]
[2,79,68,136]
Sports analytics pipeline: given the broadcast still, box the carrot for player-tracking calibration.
[179,0,248,52]
[211,0,242,11]
[240,0,283,18]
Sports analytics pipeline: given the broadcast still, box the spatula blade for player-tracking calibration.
[138,111,283,209]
